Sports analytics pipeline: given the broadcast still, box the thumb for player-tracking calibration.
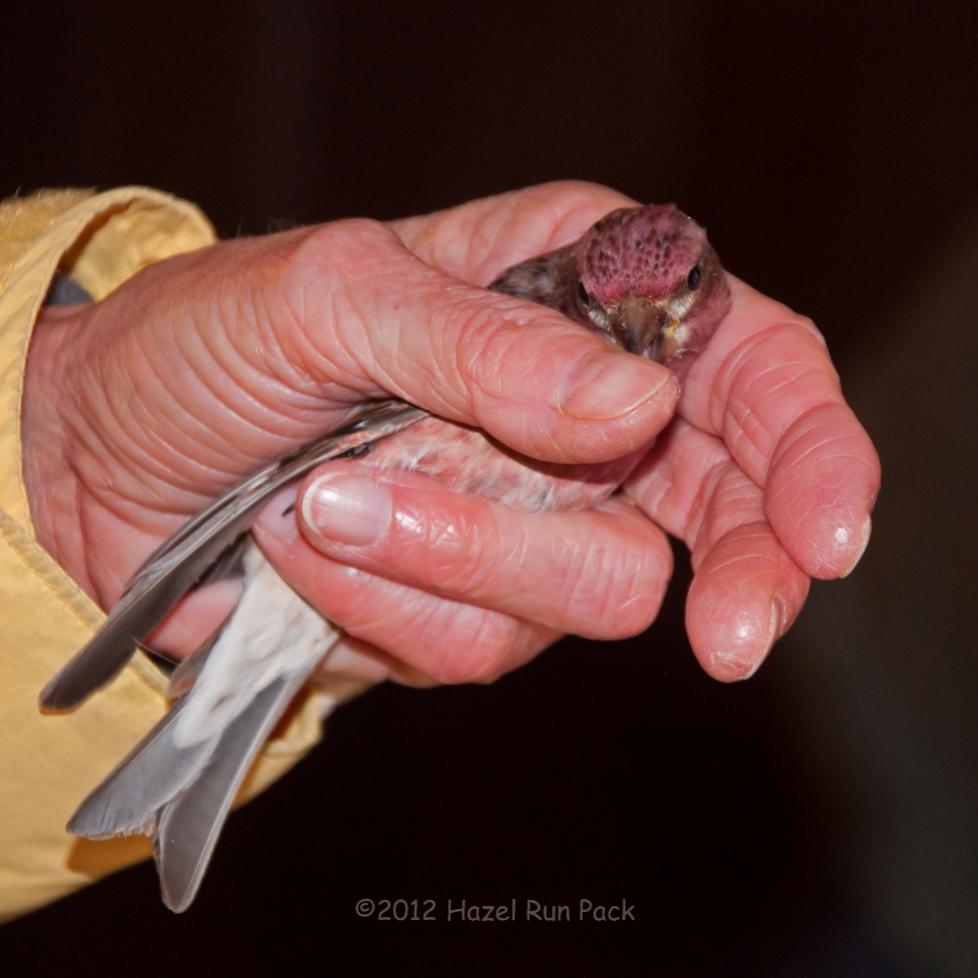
[263,217,679,464]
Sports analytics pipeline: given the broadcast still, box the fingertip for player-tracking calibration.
[462,314,680,465]
[495,345,679,466]
[687,586,781,683]
[786,509,874,581]
[556,349,678,423]
[766,403,881,579]
[685,523,808,682]
[252,485,301,544]
[841,514,872,578]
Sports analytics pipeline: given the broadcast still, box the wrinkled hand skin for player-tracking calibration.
[23,182,881,684]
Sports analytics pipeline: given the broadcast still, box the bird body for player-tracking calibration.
[40,204,730,911]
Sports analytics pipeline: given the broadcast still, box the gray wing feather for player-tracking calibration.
[39,401,424,713]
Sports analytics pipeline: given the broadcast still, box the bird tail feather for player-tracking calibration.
[69,667,312,912]
[155,670,309,913]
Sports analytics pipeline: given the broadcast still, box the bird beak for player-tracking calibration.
[606,293,696,363]
[608,296,673,360]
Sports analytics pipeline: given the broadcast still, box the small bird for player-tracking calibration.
[40,203,731,911]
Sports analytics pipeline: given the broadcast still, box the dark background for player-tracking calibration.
[2,2,976,975]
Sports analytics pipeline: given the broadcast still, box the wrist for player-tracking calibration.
[22,304,92,589]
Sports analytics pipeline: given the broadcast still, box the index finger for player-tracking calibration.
[679,276,881,579]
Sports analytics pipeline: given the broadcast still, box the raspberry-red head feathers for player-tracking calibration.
[577,204,706,307]
[488,202,730,365]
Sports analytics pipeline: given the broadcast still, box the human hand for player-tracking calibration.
[257,185,879,684]
[22,183,678,689]
[22,182,879,688]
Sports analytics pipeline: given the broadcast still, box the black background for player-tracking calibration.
[2,2,977,975]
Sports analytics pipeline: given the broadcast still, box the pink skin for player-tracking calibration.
[22,182,880,688]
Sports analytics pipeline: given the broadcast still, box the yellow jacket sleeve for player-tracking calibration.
[0,188,323,920]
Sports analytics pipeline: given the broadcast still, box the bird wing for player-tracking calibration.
[39,400,424,713]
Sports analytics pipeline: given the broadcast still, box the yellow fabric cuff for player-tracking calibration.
[0,188,323,920]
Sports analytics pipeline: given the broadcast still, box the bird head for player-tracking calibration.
[573,204,730,365]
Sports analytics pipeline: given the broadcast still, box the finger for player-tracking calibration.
[142,551,458,686]
[626,420,810,680]
[144,552,466,686]
[686,522,810,681]
[679,276,881,578]
[254,462,673,641]
[389,180,635,285]
[255,509,557,685]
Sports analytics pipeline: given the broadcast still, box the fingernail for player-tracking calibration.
[301,472,392,546]
[710,647,757,680]
[557,352,674,421]
[255,486,300,542]
[841,515,872,578]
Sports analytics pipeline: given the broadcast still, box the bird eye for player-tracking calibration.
[577,281,590,304]
[687,265,702,291]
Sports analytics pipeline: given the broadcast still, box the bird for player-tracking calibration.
[39,203,731,911]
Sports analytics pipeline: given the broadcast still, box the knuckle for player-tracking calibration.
[283,218,403,308]
[299,217,396,267]
[737,319,832,382]
[789,314,827,348]
[529,179,629,215]
[713,320,843,476]
[273,218,408,383]
[419,502,507,598]
[699,467,766,550]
